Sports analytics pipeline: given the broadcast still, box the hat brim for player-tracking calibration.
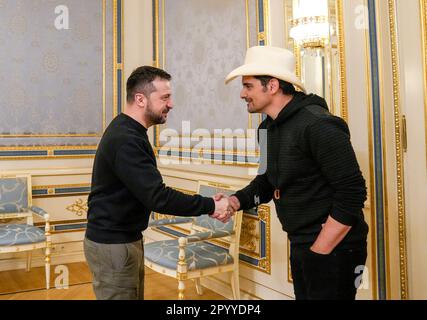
[225,63,306,93]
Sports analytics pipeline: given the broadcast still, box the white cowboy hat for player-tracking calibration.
[225,45,306,93]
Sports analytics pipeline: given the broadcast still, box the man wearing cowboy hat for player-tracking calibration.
[219,46,369,300]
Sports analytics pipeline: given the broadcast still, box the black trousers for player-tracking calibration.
[290,242,367,300]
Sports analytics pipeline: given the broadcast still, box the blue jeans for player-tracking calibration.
[290,242,367,300]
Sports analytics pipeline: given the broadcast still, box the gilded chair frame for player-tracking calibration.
[145,182,243,300]
[0,174,52,289]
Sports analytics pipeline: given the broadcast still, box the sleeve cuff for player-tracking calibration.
[330,208,359,226]
[233,191,251,210]
[204,197,216,215]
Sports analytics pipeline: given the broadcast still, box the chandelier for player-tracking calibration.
[289,0,330,47]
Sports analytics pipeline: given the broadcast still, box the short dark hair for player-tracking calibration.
[126,66,172,103]
[254,75,296,95]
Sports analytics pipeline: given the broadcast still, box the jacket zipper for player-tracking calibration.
[273,125,281,200]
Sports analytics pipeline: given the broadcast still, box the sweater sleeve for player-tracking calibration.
[114,140,215,216]
[306,117,367,226]
[233,173,274,210]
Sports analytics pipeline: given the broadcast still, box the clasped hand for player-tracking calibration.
[210,193,241,223]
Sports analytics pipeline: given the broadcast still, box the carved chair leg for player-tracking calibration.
[178,280,185,300]
[26,252,32,272]
[45,246,51,290]
[230,271,240,300]
[195,278,203,295]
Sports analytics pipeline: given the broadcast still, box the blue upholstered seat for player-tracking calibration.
[145,239,233,271]
[0,224,46,246]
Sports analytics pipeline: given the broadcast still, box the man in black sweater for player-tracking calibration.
[84,66,231,300]
[220,46,369,300]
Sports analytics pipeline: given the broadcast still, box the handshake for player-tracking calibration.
[210,194,241,223]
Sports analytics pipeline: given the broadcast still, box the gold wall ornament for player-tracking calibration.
[257,204,269,222]
[258,258,269,270]
[66,199,88,217]
[240,218,258,253]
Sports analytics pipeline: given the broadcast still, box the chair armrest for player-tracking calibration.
[148,217,193,227]
[184,230,234,243]
[30,206,49,220]
[0,212,31,220]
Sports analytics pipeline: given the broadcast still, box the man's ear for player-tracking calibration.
[269,78,280,94]
[135,93,147,107]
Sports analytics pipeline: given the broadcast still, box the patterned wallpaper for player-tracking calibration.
[163,0,247,131]
[155,0,265,133]
[0,0,116,149]
[153,0,264,164]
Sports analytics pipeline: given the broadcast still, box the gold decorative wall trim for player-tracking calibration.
[336,0,349,122]
[363,0,378,300]
[113,0,124,118]
[162,0,165,69]
[32,183,91,198]
[255,0,269,45]
[102,0,107,132]
[0,145,97,161]
[246,0,250,49]
[264,0,269,45]
[421,0,427,168]
[0,134,100,138]
[375,0,392,299]
[388,0,408,300]
[256,0,261,44]
[293,43,302,80]
[113,0,118,117]
[246,0,253,129]
[287,239,292,283]
[153,0,159,67]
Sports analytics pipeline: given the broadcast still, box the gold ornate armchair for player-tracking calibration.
[144,181,243,300]
[0,174,51,289]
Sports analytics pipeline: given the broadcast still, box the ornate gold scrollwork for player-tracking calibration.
[240,218,258,253]
[66,198,88,217]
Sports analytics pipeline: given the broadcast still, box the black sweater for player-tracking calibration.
[234,93,369,246]
[86,113,215,244]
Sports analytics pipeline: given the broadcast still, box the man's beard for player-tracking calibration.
[146,100,167,125]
